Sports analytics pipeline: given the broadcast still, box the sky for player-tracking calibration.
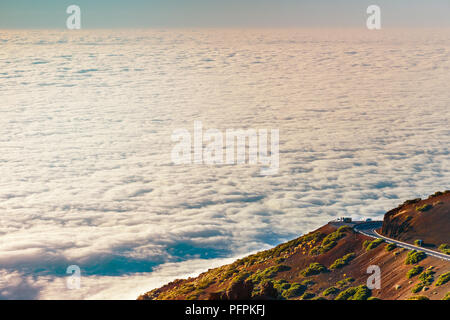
[0,0,450,29]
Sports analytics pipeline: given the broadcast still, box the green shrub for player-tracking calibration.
[414,240,422,246]
[336,287,357,300]
[322,232,345,246]
[352,286,372,300]
[186,292,200,300]
[429,191,444,198]
[335,285,371,300]
[322,287,339,296]
[418,270,435,286]
[243,231,323,263]
[267,264,291,274]
[365,238,385,251]
[274,257,285,264]
[367,297,381,300]
[407,295,429,300]
[282,283,306,299]
[363,240,370,249]
[227,272,251,290]
[220,267,239,280]
[443,292,450,300]
[405,250,427,265]
[301,279,315,287]
[366,238,385,251]
[337,225,353,233]
[385,243,397,252]
[249,265,291,284]
[416,204,432,212]
[402,198,421,206]
[336,277,355,288]
[406,266,424,279]
[411,283,424,293]
[300,263,327,276]
[196,277,216,289]
[300,292,315,300]
[436,272,450,286]
[410,268,436,294]
[273,279,291,291]
[330,253,356,270]
[438,244,450,255]
[310,228,350,255]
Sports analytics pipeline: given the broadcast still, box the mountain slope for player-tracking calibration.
[382,191,450,248]
[138,192,450,300]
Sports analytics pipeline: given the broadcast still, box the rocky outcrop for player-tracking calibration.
[254,281,278,300]
[381,191,450,244]
[206,279,254,300]
[382,208,413,239]
[224,279,254,300]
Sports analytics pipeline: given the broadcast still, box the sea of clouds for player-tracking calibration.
[0,29,449,299]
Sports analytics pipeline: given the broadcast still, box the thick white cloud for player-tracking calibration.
[0,257,237,300]
[0,29,449,299]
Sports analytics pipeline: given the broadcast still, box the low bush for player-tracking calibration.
[385,243,397,252]
[227,272,251,290]
[274,257,285,264]
[300,263,327,277]
[436,271,450,286]
[429,191,444,198]
[351,285,372,300]
[406,266,424,279]
[249,265,291,284]
[242,231,323,263]
[330,253,356,270]
[411,283,424,293]
[415,204,432,212]
[443,292,450,300]
[282,283,306,299]
[273,279,291,292]
[196,277,216,289]
[365,238,385,251]
[336,277,355,288]
[407,295,429,300]
[337,225,353,233]
[335,285,371,300]
[403,198,422,206]
[405,250,426,265]
[402,198,421,206]
[322,286,339,296]
[300,292,315,300]
[220,266,239,281]
[418,270,435,286]
[362,240,370,250]
[301,279,315,287]
[438,244,450,255]
[410,268,436,294]
[310,228,351,255]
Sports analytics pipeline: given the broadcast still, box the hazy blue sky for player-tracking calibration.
[0,0,449,29]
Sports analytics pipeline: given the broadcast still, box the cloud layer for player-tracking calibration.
[0,29,449,299]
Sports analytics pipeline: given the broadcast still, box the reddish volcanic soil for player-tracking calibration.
[139,192,449,300]
[382,191,450,248]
